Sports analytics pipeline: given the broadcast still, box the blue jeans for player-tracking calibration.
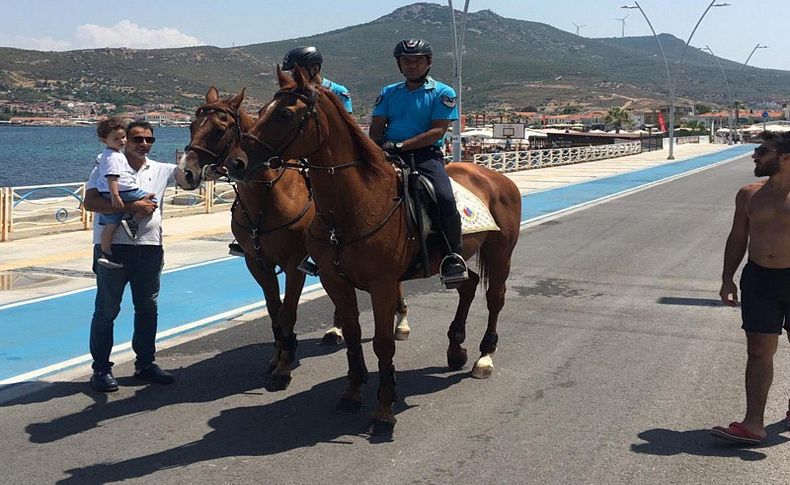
[90,244,164,372]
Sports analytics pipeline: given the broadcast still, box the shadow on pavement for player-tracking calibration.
[14,337,347,444]
[631,420,790,461]
[54,365,464,484]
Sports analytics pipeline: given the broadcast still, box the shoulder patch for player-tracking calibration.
[374,95,383,106]
[441,95,457,108]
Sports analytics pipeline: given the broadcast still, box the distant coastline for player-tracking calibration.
[0,119,191,128]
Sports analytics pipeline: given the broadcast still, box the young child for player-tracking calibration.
[94,116,152,269]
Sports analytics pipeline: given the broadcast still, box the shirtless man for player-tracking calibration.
[712,131,790,445]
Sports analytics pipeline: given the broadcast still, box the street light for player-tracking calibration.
[703,44,735,145]
[622,1,729,160]
[448,0,470,163]
[737,43,768,141]
[743,43,768,68]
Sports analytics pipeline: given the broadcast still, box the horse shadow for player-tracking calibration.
[19,337,347,444]
[57,366,465,485]
[630,420,790,461]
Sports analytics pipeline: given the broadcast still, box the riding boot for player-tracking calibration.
[439,212,468,289]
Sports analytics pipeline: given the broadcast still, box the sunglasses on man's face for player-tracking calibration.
[130,136,156,144]
[754,146,780,157]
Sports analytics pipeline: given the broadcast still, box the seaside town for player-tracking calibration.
[6,1,790,483]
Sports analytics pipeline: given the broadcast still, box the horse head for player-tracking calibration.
[177,86,249,189]
[230,66,324,181]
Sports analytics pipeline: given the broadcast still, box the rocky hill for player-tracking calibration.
[1,2,786,114]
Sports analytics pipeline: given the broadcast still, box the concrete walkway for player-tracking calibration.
[0,142,733,307]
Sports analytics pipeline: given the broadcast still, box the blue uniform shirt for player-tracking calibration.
[322,78,353,113]
[372,77,458,148]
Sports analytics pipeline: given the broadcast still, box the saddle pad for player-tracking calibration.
[451,179,500,234]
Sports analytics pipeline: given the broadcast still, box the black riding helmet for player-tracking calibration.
[282,46,323,71]
[393,39,433,58]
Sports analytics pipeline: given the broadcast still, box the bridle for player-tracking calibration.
[184,105,243,167]
[241,88,324,169]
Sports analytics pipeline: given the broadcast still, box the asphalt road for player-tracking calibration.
[4,152,790,485]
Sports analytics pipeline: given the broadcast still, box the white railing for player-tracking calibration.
[0,180,236,242]
[473,141,641,172]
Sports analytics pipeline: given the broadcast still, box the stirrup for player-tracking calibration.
[228,242,245,257]
[440,253,468,289]
[297,256,320,276]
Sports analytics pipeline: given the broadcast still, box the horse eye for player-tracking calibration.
[217,112,229,122]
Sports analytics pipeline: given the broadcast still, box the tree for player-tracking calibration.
[604,107,632,133]
[694,103,712,115]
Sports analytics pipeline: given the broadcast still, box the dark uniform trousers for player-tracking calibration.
[406,146,463,255]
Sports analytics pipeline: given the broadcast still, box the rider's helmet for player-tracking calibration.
[282,46,324,71]
[393,39,433,59]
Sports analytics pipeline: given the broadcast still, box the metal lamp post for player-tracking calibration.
[704,45,735,144]
[448,0,470,162]
[738,43,768,141]
[622,1,729,160]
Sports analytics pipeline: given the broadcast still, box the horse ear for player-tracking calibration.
[276,65,291,88]
[292,65,309,89]
[206,86,219,103]
[229,87,245,110]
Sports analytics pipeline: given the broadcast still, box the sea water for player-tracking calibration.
[0,125,189,188]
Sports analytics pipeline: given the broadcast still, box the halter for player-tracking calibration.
[184,106,243,165]
[241,88,324,169]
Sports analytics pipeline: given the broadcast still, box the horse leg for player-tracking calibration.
[369,282,400,435]
[320,307,344,345]
[447,269,480,370]
[472,251,512,379]
[319,274,367,414]
[394,282,410,341]
[244,256,282,374]
[268,264,307,391]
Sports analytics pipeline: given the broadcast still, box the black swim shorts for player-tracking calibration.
[740,260,790,334]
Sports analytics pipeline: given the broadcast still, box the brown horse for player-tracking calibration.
[178,87,409,390]
[232,67,522,434]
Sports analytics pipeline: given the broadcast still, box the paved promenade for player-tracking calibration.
[0,142,732,308]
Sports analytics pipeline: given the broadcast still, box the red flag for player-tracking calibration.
[657,112,667,132]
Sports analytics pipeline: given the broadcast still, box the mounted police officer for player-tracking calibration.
[282,46,352,113]
[369,38,467,288]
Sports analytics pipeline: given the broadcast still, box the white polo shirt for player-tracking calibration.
[87,158,178,246]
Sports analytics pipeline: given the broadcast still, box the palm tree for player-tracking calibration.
[604,107,632,133]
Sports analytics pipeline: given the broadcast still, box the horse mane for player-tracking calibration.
[315,85,388,166]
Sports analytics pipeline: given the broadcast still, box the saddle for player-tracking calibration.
[392,155,499,281]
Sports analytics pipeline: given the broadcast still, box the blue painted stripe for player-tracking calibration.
[521,144,752,220]
[0,145,752,383]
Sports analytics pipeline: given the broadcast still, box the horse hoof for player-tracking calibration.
[367,418,395,436]
[335,398,362,415]
[471,355,494,379]
[266,374,292,391]
[394,327,410,341]
[447,348,468,370]
[320,329,344,345]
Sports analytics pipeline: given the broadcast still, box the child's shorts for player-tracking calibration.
[98,188,150,225]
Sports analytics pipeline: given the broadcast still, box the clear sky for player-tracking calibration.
[1,0,786,70]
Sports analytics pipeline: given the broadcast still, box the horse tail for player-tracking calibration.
[477,242,492,289]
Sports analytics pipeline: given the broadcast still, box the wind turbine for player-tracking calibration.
[572,22,587,36]
[615,14,629,38]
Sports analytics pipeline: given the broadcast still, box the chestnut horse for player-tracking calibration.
[232,67,522,434]
[178,87,409,391]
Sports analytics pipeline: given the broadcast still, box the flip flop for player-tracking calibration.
[710,422,763,445]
